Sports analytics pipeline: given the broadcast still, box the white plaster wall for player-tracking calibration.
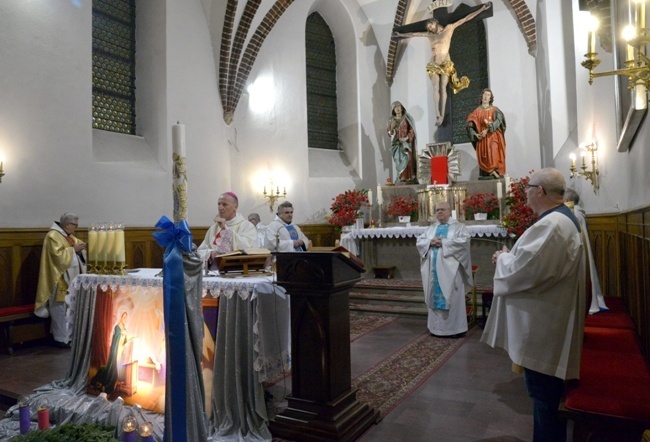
[1,0,648,230]
[0,0,226,228]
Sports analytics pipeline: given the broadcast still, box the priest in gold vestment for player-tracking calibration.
[35,213,87,347]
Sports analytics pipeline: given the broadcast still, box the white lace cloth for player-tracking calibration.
[346,224,508,239]
[341,225,508,255]
[67,268,290,382]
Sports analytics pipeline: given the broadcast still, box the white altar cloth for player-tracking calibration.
[341,224,508,256]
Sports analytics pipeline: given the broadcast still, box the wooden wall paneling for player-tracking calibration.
[603,231,618,297]
[0,247,13,308]
[298,224,337,248]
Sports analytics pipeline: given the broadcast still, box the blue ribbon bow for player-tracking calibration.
[153,215,193,441]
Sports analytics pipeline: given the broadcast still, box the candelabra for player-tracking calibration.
[263,185,286,212]
[582,3,650,102]
[569,142,599,194]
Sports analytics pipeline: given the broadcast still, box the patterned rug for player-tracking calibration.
[263,312,398,387]
[349,311,398,341]
[352,326,474,418]
[355,278,422,289]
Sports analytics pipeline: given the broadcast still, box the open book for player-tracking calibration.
[213,248,271,258]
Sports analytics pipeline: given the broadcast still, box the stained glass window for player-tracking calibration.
[92,0,136,135]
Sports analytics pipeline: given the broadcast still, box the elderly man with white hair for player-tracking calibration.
[35,212,87,348]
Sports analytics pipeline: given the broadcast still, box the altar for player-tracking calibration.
[341,224,509,284]
[1,269,290,441]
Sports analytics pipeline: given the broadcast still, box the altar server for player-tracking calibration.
[265,201,310,252]
[416,200,473,338]
[198,192,257,266]
[35,212,87,348]
[482,168,585,442]
[564,188,608,314]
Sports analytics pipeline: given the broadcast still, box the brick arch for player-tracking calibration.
[385,0,538,84]
[219,0,296,124]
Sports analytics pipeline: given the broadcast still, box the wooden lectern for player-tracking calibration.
[269,252,380,442]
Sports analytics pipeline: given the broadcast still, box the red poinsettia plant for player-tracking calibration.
[387,196,419,218]
[328,189,369,227]
[502,175,538,238]
[462,192,499,219]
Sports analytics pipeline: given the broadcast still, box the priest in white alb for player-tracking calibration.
[416,200,473,338]
[197,192,257,268]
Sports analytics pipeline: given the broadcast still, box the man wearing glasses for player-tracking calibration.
[416,200,473,338]
[482,168,585,442]
[35,212,87,348]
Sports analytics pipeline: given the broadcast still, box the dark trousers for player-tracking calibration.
[523,368,567,442]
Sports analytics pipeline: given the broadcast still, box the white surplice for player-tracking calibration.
[416,219,473,336]
[264,217,309,252]
[481,208,585,380]
[197,213,257,260]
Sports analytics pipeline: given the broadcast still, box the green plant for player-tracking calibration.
[12,423,119,441]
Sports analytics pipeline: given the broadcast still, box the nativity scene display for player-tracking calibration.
[86,286,218,414]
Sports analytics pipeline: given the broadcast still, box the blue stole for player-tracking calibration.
[285,225,303,251]
[431,223,449,310]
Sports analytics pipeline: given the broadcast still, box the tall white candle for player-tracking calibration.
[114,229,125,262]
[367,190,373,206]
[376,185,383,204]
[87,229,97,262]
[105,228,116,263]
[496,182,503,199]
[96,229,107,261]
[172,122,188,222]
[503,175,511,196]
[172,122,186,157]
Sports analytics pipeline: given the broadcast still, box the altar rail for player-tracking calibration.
[0,224,335,310]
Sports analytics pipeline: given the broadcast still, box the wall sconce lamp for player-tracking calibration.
[569,142,599,194]
[263,185,286,212]
[581,3,649,102]
[0,161,4,183]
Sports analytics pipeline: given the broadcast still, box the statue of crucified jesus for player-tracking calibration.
[393,2,492,126]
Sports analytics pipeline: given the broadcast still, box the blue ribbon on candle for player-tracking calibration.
[153,215,192,442]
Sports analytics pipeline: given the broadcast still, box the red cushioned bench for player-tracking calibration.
[584,296,635,330]
[560,299,650,441]
[0,304,49,354]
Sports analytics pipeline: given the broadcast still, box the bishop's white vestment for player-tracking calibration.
[197,213,257,262]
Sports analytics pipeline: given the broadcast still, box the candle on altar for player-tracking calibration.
[496,182,503,199]
[172,122,187,222]
[376,185,383,204]
[114,228,125,262]
[122,415,137,442]
[19,397,30,434]
[106,227,116,263]
[139,421,154,442]
[172,122,186,157]
[37,402,49,430]
[503,175,511,195]
[96,228,107,262]
[87,228,98,262]
[367,190,373,206]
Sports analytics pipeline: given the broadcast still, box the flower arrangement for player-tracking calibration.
[502,175,538,238]
[462,192,499,219]
[328,189,369,227]
[387,196,419,218]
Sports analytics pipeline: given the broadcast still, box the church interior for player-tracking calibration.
[1,0,650,441]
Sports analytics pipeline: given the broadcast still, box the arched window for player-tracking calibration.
[305,13,339,150]
[92,0,136,135]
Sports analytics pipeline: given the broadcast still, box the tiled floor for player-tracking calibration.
[0,317,535,441]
